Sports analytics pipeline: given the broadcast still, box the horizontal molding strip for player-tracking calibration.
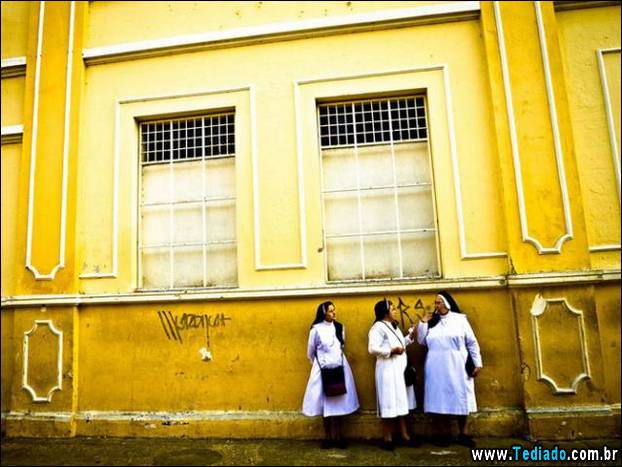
[506,269,620,287]
[82,2,480,65]
[2,270,619,308]
[526,404,617,415]
[553,1,621,11]
[1,56,26,78]
[2,407,525,423]
[2,277,506,308]
[1,124,24,145]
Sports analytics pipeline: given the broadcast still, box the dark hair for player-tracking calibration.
[374,299,392,322]
[429,290,462,329]
[310,301,344,346]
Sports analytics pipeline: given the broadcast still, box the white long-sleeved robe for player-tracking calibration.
[368,320,416,418]
[302,321,360,417]
[417,311,482,415]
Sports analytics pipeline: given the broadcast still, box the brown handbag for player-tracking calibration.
[316,350,347,397]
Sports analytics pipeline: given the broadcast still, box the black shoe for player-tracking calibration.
[456,434,476,448]
[408,437,422,448]
[396,437,418,448]
[380,440,395,451]
[320,439,334,449]
[432,435,451,447]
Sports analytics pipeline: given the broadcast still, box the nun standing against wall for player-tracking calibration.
[417,290,482,448]
[302,301,359,449]
[368,299,417,450]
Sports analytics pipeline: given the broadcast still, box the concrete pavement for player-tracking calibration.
[1,437,621,466]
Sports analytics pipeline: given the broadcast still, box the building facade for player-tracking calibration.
[1,1,620,439]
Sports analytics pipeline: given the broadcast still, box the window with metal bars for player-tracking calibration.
[319,96,439,281]
[141,114,235,164]
[139,112,237,289]
[318,97,427,149]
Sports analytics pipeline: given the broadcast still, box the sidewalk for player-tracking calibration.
[1,437,621,466]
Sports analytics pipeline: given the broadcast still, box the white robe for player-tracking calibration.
[417,311,482,415]
[302,321,360,417]
[368,321,416,418]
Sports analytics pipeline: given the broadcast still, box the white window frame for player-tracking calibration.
[137,111,238,290]
[317,95,442,283]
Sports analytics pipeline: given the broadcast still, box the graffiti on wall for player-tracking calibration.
[156,310,232,346]
[396,296,428,330]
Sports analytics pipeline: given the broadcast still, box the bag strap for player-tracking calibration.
[314,326,344,369]
[381,321,406,350]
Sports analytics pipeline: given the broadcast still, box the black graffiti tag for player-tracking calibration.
[397,297,427,330]
[157,310,231,346]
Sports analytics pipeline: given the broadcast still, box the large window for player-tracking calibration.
[319,96,439,281]
[139,113,237,289]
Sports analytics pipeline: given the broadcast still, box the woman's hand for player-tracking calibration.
[390,347,404,355]
[420,309,434,323]
[472,367,482,378]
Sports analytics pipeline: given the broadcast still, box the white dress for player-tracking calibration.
[302,321,360,417]
[417,311,482,415]
[368,320,416,418]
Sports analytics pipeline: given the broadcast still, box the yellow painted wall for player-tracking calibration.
[85,1,448,48]
[7,306,75,437]
[1,1,620,440]
[77,17,508,295]
[594,284,621,405]
[1,310,15,415]
[1,1,30,59]
[3,292,517,414]
[557,6,621,270]
[1,77,25,126]
[1,144,21,297]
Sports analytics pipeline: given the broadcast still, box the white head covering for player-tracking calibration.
[437,294,451,311]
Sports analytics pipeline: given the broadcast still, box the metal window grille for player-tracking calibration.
[141,113,235,164]
[318,96,427,149]
[319,96,439,282]
[139,113,237,289]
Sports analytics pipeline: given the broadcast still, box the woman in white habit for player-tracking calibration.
[368,299,417,450]
[302,301,359,449]
[417,290,482,447]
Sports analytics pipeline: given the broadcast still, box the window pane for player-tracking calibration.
[205,243,237,286]
[141,206,170,246]
[321,148,357,191]
[173,160,203,202]
[173,205,203,244]
[326,237,362,281]
[173,245,203,288]
[324,192,359,236]
[397,186,436,230]
[142,248,169,289]
[401,231,439,277]
[360,188,396,233]
[363,233,400,279]
[205,200,236,242]
[357,145,393,189]
[142,164,172,204]
[394,142,431,185]
[205,157,235,198]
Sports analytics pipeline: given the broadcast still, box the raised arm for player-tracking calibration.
[404,326,416,346]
